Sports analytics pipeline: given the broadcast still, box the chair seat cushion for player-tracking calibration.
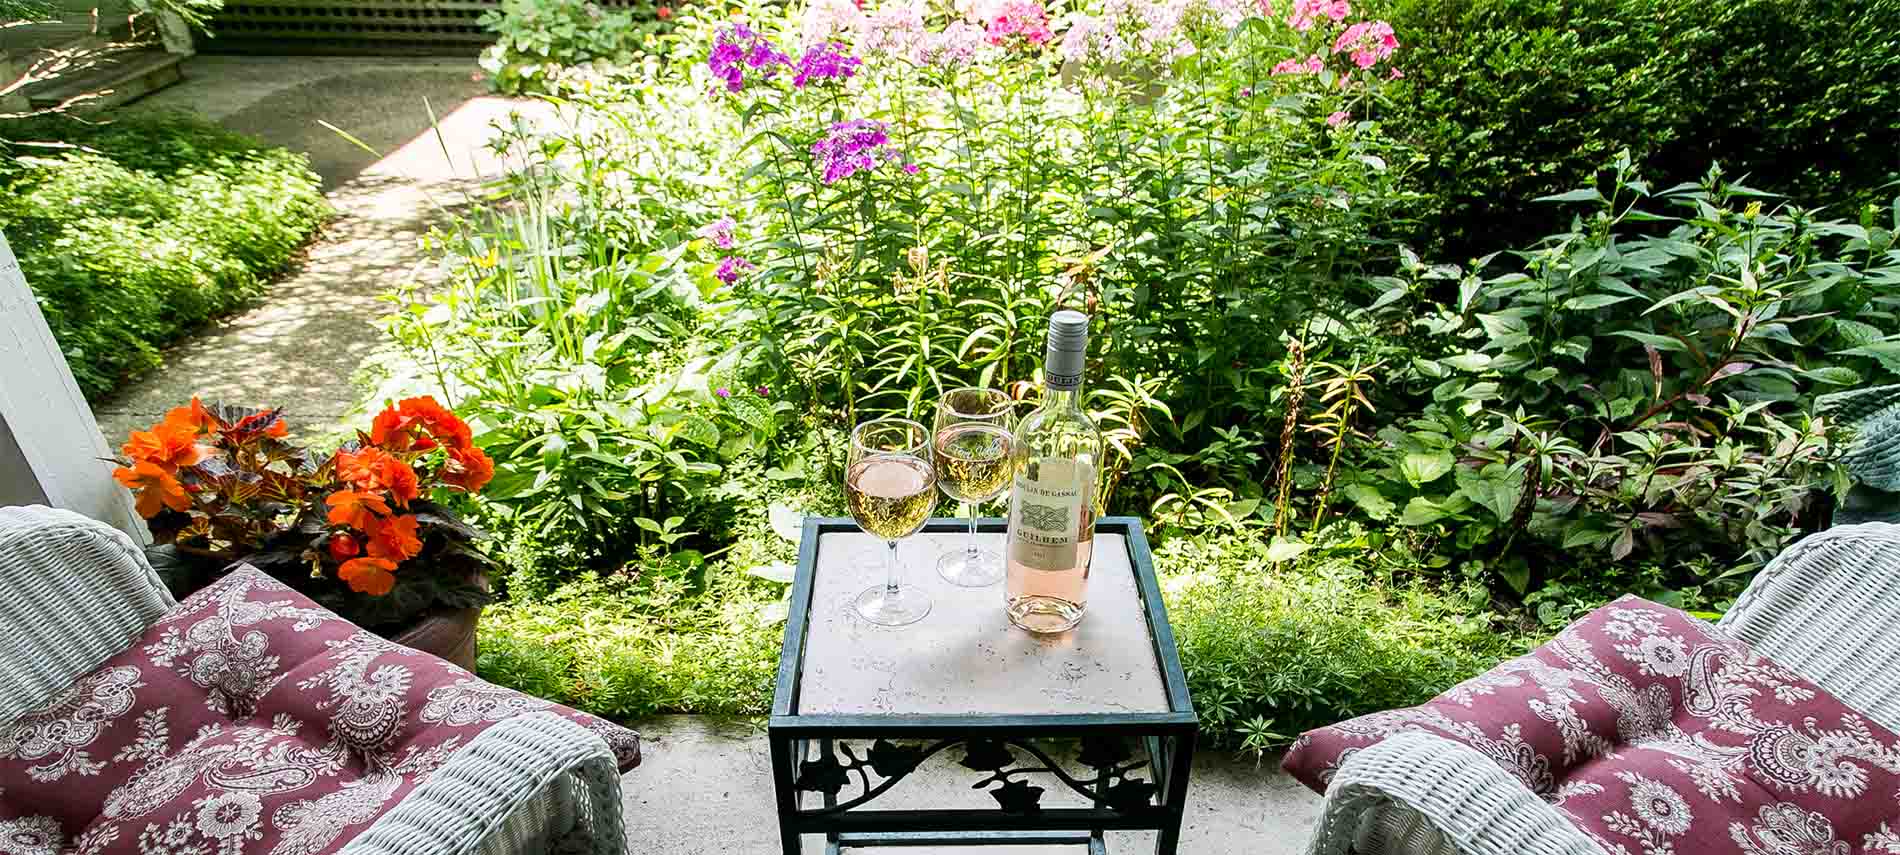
[0,568,639,854]
[1283,595,1900,854]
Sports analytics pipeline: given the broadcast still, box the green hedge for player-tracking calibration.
[1381,0,1900,254]
[0,112,329,399]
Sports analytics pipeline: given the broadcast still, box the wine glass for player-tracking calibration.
[845,418,937,626]
[931,387,1015,587]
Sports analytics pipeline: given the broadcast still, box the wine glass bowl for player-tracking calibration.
[845,418,936,626]
[932,387,1015,587]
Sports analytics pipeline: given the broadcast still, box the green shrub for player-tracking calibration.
[0,112,328,399]
[1161,530,1528,753]
[1321,160,1886,605]
[478,0,662,94]
[1379,0,1900,255]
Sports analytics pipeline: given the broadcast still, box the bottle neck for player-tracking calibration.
[1041,384,1084,413]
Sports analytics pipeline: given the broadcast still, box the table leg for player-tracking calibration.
[771,735,802,855]
[1154,730,1196,855]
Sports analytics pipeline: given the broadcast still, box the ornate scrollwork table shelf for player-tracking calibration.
[769,517,1198,854]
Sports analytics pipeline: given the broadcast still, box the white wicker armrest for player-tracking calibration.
[1307,732,1604,855]
[344,712,628,855]
[1717,521,1900,732]
[0,505,173,725]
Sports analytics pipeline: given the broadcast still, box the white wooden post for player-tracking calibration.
[0,228,146,540]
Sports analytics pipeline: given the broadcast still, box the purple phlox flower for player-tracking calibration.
[715,256,756,284]
[697,216,737,249]
[810,119,908,184]
[903,162,920,174]
[716,386,732,398]
[709,24,790,93]
[794,42,863,88]
[755,385,771,396]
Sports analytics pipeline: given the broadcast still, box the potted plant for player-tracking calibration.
[110,396,498,668]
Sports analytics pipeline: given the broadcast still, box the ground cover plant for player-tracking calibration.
[380,0,1897,750]
[0,111,328,399]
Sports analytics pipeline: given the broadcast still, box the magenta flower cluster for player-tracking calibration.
[715,256,756,284]
[794,42,863,88]
[811,119,909,184]
[981,0,1053,46]
[708,24,790,93]
[1332,20,1398,69]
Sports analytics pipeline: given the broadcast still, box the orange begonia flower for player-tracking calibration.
[405,397,473,450]
[114,461,191,518]
[335,447,420,506]
[369,406,417,449]
[338,557,398,596]
[122,424,207,471]
[328,534,361,562]
[325,490,391,531]
[160,397,216,437]
[441,446,495,493]
[365,513,423,562]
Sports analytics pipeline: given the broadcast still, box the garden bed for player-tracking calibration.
[371,0,1898,749]
[1,110,329,399]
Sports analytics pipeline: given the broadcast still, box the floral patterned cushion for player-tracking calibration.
[1283,595,1900,855]
[0,568,639,854]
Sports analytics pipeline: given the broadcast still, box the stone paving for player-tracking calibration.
[89,56,550,443]
[624,716,1323,854]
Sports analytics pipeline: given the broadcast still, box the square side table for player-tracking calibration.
[768,517,1197,854]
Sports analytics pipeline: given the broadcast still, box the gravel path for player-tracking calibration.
[90,56,547,444]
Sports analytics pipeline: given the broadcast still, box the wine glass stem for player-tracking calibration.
[884,539,901,598]
[966,502,980,560]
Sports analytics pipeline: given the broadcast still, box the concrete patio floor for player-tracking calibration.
[623,716,1323,854]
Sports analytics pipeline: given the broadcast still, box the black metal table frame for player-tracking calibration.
[769,517,1199,854]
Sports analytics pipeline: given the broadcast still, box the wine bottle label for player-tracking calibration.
[1010,456,1091,571]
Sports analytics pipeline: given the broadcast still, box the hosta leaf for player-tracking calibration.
[1399,451,1454,487]
[1343,483,1395,520]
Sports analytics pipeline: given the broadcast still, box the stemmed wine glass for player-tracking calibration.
[844,418,937,626]
[931,387,1016,587]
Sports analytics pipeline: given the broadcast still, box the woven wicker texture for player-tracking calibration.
[0,505,630,855]
[0,505,174,726]
[1818,384,1900,492]
[1304,522,1900,855]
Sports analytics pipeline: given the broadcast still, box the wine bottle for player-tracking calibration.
[1005,310,1102,633]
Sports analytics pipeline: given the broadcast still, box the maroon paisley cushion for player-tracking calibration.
[0,568,640,854]
[1283,595,1900,854]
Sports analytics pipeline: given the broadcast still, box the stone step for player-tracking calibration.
[21,44,182,113]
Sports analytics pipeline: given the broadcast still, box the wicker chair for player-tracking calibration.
[1304,521,1900,855]
[0,505,629,855]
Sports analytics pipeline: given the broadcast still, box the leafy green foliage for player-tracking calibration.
[478,0,664,94]
[0,112,328,399]
[1377,0,1900,255]
[1326,159,1880,605]
[1162,530,1528,752]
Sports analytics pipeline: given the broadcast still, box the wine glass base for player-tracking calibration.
[853,585,932,626]
[936,548,1005,587]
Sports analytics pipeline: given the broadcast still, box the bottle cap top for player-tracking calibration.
[1047,310,1089,354]
[1044,310,1089,391]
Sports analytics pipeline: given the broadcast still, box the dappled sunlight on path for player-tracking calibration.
[91,57,553,444]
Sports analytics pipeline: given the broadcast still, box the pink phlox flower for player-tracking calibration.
[697,217,737,248]
[1332,20,1397,69]
[801,0,866,48]
[1270,53,1324,75]
[858,1,926,55]
[981,0,1052,47]
[1287,0,1347,31]
[1326,110,1349,127]
[911,21,988,66]
[1387,66,1404,80]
